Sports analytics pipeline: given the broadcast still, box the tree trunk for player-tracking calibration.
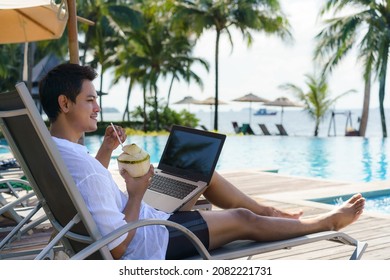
[314,119,319,137]
[378,44,389,138]
[166,76,175,109]
[214,30,221,131]
[154,85,160,131]
[26,43,35,92]
[99,72,104,122]
[358,74,371,137]
[122,79,133,121]
[81,34,89,65]
[142,86,147,132]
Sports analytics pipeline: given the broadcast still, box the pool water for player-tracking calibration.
[0,144,13,160]
[0,145,11,154]
[83,135,390,183]
[364,195,390,214]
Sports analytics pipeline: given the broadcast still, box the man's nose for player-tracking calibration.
[94,102,101,112]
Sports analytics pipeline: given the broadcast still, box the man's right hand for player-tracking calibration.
[120,164,154,199]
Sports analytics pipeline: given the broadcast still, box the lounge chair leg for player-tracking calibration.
[349,241,368,260]
[0,203,42,249]
[35,214,81,260]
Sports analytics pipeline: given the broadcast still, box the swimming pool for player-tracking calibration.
[1,135,389,182]
[84,134,390,183]
[2,135,389,213]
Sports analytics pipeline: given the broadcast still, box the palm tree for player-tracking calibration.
[163,35,209,107]
[174,0,291,130]
[78,0,114,122]
[113,47,146,121]
[112,0,208,131]
[315,0,390,138]
[280,73,355,137]
[77,0,143,122]
[124,16,170,131]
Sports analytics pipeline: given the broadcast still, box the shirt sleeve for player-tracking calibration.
[77,172,128,250]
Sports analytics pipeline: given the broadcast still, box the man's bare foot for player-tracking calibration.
[324,193,365,231]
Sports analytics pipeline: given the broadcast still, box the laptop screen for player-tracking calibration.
[157,125,226,183]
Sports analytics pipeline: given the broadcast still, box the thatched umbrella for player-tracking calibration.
[232,93,269,124]
[173,96,200,111]
[194,97,228,106]
[194,97,228,128]
[264,97,303,124]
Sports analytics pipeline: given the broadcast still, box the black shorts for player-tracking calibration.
[165,211,209,260]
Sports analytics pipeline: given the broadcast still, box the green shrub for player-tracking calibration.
[132,97,199,132]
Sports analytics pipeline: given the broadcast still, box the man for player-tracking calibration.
[39,63,365,260]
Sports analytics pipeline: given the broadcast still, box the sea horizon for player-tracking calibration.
[101,107,390,138]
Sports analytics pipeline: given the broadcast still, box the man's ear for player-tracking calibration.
[58,95,70,113]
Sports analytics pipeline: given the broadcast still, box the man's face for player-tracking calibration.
[67,80,100,133]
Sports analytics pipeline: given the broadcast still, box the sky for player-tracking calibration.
[96,0,390,114]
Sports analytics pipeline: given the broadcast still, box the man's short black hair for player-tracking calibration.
[39,63,97,122]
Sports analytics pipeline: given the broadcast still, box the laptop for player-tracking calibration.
[143,125,226,213]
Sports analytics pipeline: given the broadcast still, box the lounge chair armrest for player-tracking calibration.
[70,219,211,260]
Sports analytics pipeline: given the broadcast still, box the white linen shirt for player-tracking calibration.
[52,137,170,259]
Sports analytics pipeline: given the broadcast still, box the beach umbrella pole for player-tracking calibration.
[210,105,213,129]
[281,107,284,124]
[67,0,79,64]
[249,102,252,124]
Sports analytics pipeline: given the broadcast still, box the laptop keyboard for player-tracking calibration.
[149,175,197,199]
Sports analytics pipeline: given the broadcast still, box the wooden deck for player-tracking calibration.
[1,169,390,260]
[218,169,390,260]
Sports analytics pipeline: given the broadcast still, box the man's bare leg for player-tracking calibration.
[200,193,365,250]
[203,172,303,219]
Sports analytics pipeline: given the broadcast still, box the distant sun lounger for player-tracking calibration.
[276,124,288,136]
[232,121,241,134]
[241,124,255,135]
[232,122,255,135]
[258,124,272,136]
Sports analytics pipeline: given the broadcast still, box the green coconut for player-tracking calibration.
[117,143,150,177]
